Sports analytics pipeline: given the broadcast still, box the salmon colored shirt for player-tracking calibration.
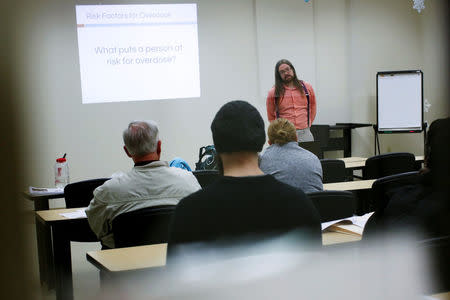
[266,81,317,129]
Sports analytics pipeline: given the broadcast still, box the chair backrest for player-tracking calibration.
[320,159,346,183]
[363,152,416,180]
[62,178,110,242]
[307,190,356,222]
[299,141,322,159]
[369,171,420,213]
[192,170,220,188]
[64,178,110,208]
[112,205,176,248]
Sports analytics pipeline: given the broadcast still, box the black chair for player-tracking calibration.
[64,178,110,208]
[63,178,110,242]
[299,141,322,159]
[112,205,176,248]
[192,170,220,188]
[358,171,420,219]
[363,152,416,180]
[307,191,356,222]
[369,171,420,213]
[320,159,346,183]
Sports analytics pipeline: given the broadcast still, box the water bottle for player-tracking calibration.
[55,155,69,188]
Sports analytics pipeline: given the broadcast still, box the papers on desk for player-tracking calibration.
[321,212,374,236]
[29,186,64,196]
[59,208,87,219]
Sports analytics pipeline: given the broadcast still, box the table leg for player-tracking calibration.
[34,198,50,211]
[52,223,74,300]
[343,128,352,157]
[35,215,55,289]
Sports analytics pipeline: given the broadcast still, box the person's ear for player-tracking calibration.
[156,140,162,156]
[268,140,272,145]
[123,146,132,158]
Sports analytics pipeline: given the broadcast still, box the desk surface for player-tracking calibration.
[24,190,65,211]
[87,243,167,272]
[37,179,376,221]
[36,179,375,222]
[431,292,450,300]
[338,155,424,169]
[36,207,85,222]
[23,190,65,200]
[323,179,375,191]
[87,232,361,272]
[37,179,374,221]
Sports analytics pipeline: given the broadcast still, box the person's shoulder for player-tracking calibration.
[260,144,278,156]
[165,167,201,189]
[267,86,276,97]
[91,176,123,201]
[175,186,211,212]
[296,145,319,159]
[300,80,314,91]
[166,165,194,177]
[264,174,306,195]
[300,80,312,87]
[162,164,196,179]
[285,142,313,157]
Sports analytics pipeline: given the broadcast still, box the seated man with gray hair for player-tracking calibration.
[86,120,201,248]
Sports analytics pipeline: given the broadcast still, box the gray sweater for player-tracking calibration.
[259,142,323,194]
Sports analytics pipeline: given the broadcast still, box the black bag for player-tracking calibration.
[195,145,218,170]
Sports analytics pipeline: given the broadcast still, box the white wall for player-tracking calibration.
[314,0,350,124]
[347,0,449,156]
[14,0,448,189]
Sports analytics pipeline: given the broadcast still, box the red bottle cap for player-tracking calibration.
[56,158,67,163]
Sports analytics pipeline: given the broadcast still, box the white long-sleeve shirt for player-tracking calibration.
[86,161,201,248]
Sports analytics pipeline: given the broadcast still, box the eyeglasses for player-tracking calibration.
[279,67,292,75]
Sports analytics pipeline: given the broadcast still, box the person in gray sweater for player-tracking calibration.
[260,118,323,194]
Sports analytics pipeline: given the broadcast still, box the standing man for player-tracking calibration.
[266,59,317,142]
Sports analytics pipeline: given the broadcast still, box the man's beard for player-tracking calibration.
[283,75,294,84]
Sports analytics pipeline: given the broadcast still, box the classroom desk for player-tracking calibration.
[338,155,424,170]
[431,292,450,300]
[323,179,376,215]
[23,190,65,210]
[323,179,375,191]
[87,243,167,273]
[35,208,96,300]
[86,232,361,274]
[36,203,368,300]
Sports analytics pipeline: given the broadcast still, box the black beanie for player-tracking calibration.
[211,100,266,153]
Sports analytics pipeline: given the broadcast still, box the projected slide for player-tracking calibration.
[76,4,200,104]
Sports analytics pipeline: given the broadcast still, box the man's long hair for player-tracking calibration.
[274,59,304,104]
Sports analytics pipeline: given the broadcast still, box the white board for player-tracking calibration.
[377,71,423,132]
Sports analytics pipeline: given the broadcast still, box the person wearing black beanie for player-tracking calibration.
[211,100,266,154]
[168,100,322,262]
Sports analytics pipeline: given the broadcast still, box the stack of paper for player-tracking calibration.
[29,186,64,196]
[60,208,87,219]
[321,212,374,236]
